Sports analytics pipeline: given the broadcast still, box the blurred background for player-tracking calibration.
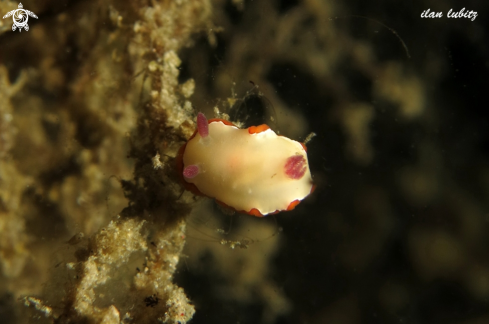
[1,0,488,323]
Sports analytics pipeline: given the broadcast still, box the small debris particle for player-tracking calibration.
[144,294,159,307]
[152,153,163,169]
[66,232,85,245]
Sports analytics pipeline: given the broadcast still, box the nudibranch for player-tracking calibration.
[177,112,314,217]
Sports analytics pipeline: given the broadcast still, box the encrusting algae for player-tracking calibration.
[0,0,212,322]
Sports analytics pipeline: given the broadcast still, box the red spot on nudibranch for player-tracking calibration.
[183,165,199,178]
[248,124,270,134]
[208,118,236,126]
[284,155,307,179]
[197,112,209,138]
[216,198,305,217]
[286,199,301,211]
[175,144,204,196]
[248,208,265,217]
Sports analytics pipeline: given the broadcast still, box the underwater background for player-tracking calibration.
[0,0,488,323]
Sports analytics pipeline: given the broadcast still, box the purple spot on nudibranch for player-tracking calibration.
[197,112,209,138]
[183,165,200,179]
[284,155,307,179]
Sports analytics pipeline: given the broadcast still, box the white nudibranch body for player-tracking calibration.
[177,113,314,217]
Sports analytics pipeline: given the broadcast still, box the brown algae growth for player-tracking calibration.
[1,0,212,323]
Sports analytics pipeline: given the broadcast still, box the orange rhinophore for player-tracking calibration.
[176,112,314,216]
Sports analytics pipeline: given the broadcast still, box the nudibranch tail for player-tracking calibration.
[197,112,209,138]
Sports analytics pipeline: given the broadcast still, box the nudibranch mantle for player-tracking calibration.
[178,113,313,216]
